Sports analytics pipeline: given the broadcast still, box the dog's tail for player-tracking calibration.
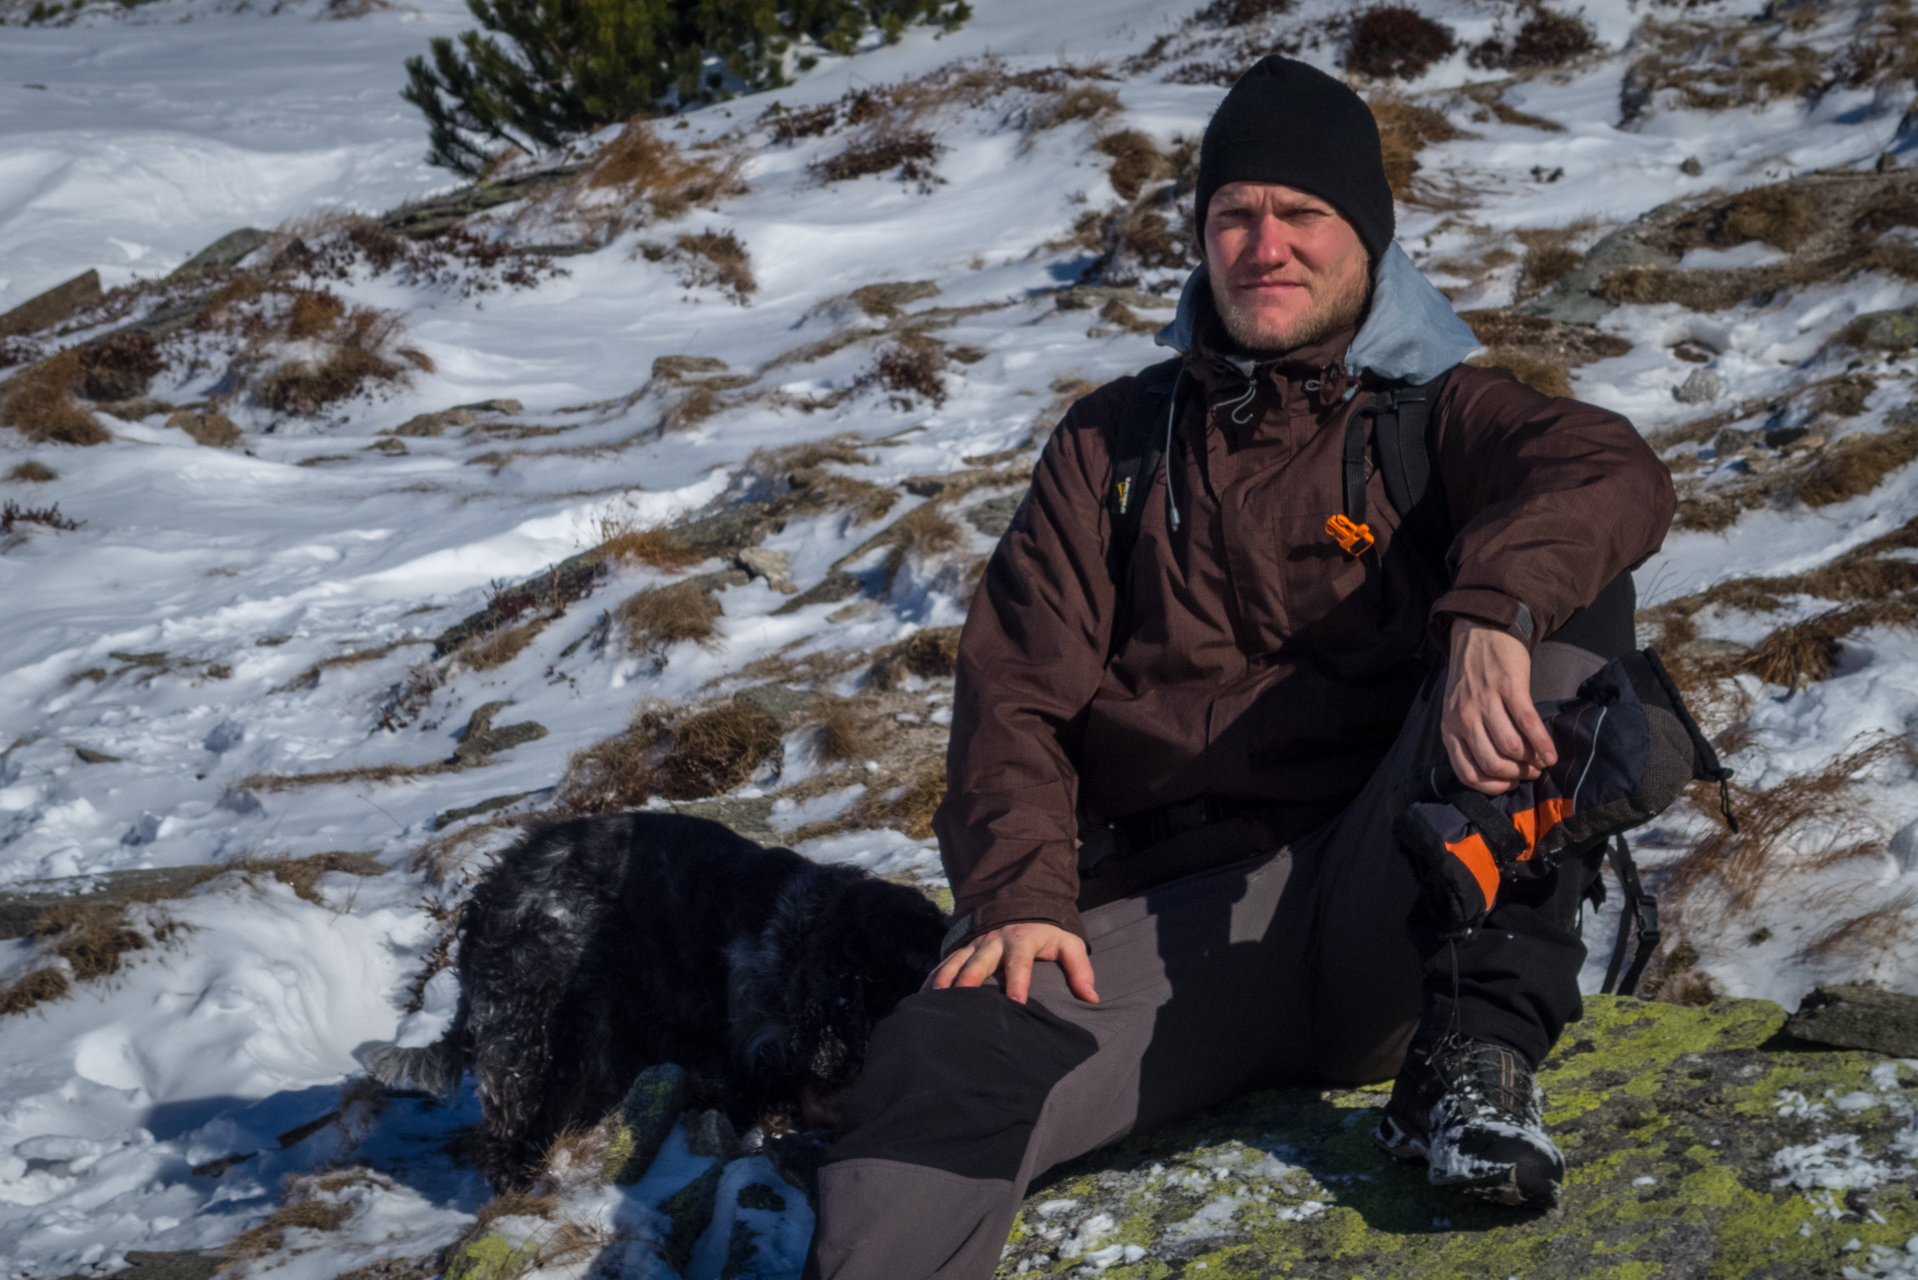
[361,1035,465,1097]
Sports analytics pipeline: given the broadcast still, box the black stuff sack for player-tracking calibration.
[1395,648,1731,930]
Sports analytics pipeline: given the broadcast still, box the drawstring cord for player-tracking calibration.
[1165,367,1185,532]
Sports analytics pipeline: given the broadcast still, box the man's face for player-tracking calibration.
[1203,182,1371,355]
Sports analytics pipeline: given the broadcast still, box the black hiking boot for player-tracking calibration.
[1373,1032,1564,1209]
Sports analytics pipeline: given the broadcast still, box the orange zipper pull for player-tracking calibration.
[1325,513,1375,556]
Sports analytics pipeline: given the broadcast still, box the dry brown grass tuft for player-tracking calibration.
[255,307,410,415]
[35,904,149,982]
[1,353,110,445]
[869,626,963,690]
[669,230,756,303]
[1798,424,1918,508]
[1346,6,1457,80]
[1513,223,1593,299]
[8,460,55,482]
[588,118,735,216]
[1740,599,1918,691]
[559,714,669,814]
[459,616,552,671]
[0,967,70,1016]
[1622,16,1826,121]
[1468,350,1571,398]
[812,700,872,762]
[814,129,943,187]
[875,504,966,589]
[653,699,784,800]
[617,581,722,658]
[1031,84,1122,131]
[1368,94,1463,200]
[1666,736,1903,924]
[596,520,707,571]
[1098,130,1174,201]
[875,342,947,405]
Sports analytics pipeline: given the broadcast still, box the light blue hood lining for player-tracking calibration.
[1153,243,1483,386]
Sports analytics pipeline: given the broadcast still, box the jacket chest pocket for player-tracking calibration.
[1273,512,1379,647]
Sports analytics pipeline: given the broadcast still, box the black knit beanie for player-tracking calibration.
[1194,56,1395,261]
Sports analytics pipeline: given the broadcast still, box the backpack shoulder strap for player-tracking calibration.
[1106,356,1185,661]
[1371,365,1458,579]
[1108,356,1183,577]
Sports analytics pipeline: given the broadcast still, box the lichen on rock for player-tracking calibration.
[994,995,1918,1278]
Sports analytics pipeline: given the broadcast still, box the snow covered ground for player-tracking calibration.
[4,0,1918,1274]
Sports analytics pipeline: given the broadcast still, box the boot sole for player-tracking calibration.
[1430,1163,1560,1210]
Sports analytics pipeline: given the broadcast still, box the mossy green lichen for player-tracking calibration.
[995,996,1918,1278]
[442,1231,537,1280]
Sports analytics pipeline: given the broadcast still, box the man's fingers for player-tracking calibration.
[1507,691,1557,768]
[1000,936,1039,1004]
[1057,943,1100,1004]
[952,938,1004,989]
[923,946,971,992]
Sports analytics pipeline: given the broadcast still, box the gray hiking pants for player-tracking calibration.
[811,642,1607,1280]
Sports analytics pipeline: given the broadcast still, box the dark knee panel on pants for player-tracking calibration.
[826,987,1099,1180]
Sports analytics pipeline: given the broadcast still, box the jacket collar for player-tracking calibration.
[1154,243,1482,387]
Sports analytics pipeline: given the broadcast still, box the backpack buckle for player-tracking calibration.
[1325,513,1375,556]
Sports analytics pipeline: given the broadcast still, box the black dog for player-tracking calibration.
[365,812,947,1189]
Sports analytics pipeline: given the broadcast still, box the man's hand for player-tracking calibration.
[925,922,1099,1005]
[1441,618,1556,795]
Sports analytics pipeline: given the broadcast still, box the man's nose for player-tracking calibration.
[1245,215,1297,267]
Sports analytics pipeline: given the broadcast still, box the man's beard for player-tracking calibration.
[1212,264,1370,356]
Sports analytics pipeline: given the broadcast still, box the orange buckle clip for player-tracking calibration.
[1325,513,1375,556]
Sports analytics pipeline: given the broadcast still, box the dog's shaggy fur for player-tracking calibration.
[365,812,947,1189]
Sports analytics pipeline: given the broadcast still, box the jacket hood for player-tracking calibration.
[1154,243,1482,386]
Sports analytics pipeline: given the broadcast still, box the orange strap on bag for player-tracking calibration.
[1325,513,1375,556]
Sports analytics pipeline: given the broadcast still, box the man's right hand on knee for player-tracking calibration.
[925,922,1099,1005]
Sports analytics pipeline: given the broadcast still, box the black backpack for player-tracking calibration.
[1098,357,1688,997]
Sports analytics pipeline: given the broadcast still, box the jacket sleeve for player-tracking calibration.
[931,392,1122,950]
[1428,365,1676,646]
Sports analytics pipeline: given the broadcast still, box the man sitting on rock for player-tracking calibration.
[809,56,1675,1280]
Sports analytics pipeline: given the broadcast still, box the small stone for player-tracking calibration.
[432,791,537,831]
[772,570,863,616]
[659,1162,725,1272]
[1711,426,1758,456]
[366,438,407,455]
[452,398,523,415]
[1680,156,1704,176]
[74,746,121,764]
[602,1062,686,1185]
[738,546,794,589]
[203,719,244,754]
[0,269,101,338]
[168,229,271,280]
[1678,637,1749,667]
[683,1107,739,1158]
[451,701,548,766]
[1848,305,1918,352]
[1878,152,1900,174]
[735,683,818,729]
[1787,984,1918,1056]
[1764,425,1812,450]
[1675,368,1721,405]
[736,1182,787,1213]
[165,410,242,448]
[968,491,1025,539]
[389,408,477,437]
[651,355,730,380]
[442,1232,538,1280]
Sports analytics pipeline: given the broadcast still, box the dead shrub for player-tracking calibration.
[1368,94,1462,199]
[870,626,963,690]
[588,118,733,220]
[596,520,706,571]
[653,699,784,799]
[1718,186,1816,253]
[814,129,943,186]
[1513,224,1591,298]
[1665,737,1902,930]
[73,332,163,402]
[1812,375,1875,420]
[36,904,149,981]
[1622,18,1826,121]
[1346,7,1457,80]
[1499,9,1597,69]
[7,460,55,482]
[1032,84,1122,130]
[560,714,669,814]
[1196,0,1293,23]
[1799,893,1918,965]
[0,968,70,1016]
[256,307,409,415]
[1469,350,1570,398]
[876,342,947,405]
[812,700,872,762]
[1,354,109,445]
[1097,131,1173,201]
[460,616,551,670]
[672,230,756,303]
[618,581,722,657]
[1,500,82,534]
[283,290,346,340]
[1797,425,1918,508]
